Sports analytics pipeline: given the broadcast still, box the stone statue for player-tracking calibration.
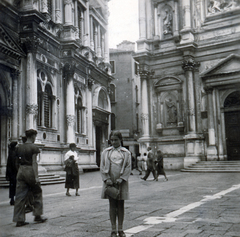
[224,0,240,10]
[163,9,172,35]
[208,0,222,13]
[165,98,177,124]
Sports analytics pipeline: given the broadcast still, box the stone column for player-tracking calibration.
[139,0,146,39]
[84,1,90,47]
[87,73,94,146]
[10,70,20,140]
[154,3,159,39]
[23,37,40,130]
[63,63,76,144]
[139,65,151,137]
[97,24,101,57]
[55,0,61,23]
[182,56,199,134]
[90,16,94,50]
[180,0,194,43]
[205,86,217,160]
[64,0,73,26]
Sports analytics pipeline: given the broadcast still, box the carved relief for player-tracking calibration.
[141,113,149,121]
[21,36,42,53]
[208,0,240,15]
[26,104,38,115]
[66,115,75,127]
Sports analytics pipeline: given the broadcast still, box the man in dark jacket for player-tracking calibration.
[141,147,157,181]
[13,129,47,227]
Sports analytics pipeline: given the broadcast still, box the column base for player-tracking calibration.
[206,146,218,161]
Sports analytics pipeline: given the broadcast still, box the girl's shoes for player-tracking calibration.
[76,192,80,196]
[118,231,126,237]
[66,192,71,196]
[110,231,117,237]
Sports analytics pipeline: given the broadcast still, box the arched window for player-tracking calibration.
[37,81,42,126]
[44,84,53,128]
[76,97,83,133]
[98,89,108,110]
[110,84,116,102]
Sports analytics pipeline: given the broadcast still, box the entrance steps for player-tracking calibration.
[181,161,240,173]
[0,173,65,188]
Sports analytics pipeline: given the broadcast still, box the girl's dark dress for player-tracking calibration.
[64,156,79,189]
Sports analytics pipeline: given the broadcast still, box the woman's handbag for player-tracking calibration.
[105,184,120,199]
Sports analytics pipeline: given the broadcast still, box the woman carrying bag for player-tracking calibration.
[100,131,131,237]
[64,143,80,196]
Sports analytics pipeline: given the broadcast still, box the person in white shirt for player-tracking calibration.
[64,143,80,196]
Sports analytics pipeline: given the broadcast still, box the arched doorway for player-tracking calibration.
[224,91,240,160]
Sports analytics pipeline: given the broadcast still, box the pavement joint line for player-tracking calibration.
[0,174,181,205]
[124,183,240,237]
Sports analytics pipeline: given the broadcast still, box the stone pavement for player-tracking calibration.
[1,170,240,237]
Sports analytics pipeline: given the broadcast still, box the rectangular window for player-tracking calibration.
[110,61,115,74]
[134,62,139,75]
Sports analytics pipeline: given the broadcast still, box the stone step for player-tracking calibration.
[182,161,240,173]
[0,173,65,187]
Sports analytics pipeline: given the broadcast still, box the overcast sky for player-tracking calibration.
[108,0,139,49]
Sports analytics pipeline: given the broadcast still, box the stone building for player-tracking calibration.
[134,0,240,169]
[0,0,113,173]
[110,41,141,160]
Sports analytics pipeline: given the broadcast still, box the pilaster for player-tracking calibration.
[205,86,218,160]
[63,63,76,144]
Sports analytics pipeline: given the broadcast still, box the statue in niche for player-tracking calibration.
[165,98,177,125]
[163,9,172,35]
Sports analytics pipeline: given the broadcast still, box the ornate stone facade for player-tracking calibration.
[135,0,240,169]
[0,0,113,173]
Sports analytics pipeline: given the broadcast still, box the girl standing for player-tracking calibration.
[100,131,131,237]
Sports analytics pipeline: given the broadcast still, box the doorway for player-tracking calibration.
[224,91,240,160]
[96,126,102,167]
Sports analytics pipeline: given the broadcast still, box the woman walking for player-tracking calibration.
[155,149,168,181]
[100,131,131,237]
[64,143,80,196]
[6,141,18,205]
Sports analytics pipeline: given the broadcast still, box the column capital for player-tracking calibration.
[21,36,42,53]
[64,0,72,5]
[182,56,200,71]
[63,62,76,81]
[10,69,20,80]
[139,64,155,79]
[204,86,213,94]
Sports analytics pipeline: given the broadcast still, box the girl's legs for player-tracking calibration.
[76,188,80,196]
[109,198,117,232]
[117,200,124,231]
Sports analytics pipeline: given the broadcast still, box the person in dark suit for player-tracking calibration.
[6,141,18,205]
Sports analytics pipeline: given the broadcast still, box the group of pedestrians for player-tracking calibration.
[141,146,168,182]
[6,129,166,237]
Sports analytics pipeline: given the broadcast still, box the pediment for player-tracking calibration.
[154,76,182,87]
[202,54,240,77]
[0,23,25,58]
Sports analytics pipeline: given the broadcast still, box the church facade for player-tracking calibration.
[134,0,240,169]
[0,0,113,173]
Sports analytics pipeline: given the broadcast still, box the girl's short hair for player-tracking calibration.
[69,143,76,149]
[110,130,123,141]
